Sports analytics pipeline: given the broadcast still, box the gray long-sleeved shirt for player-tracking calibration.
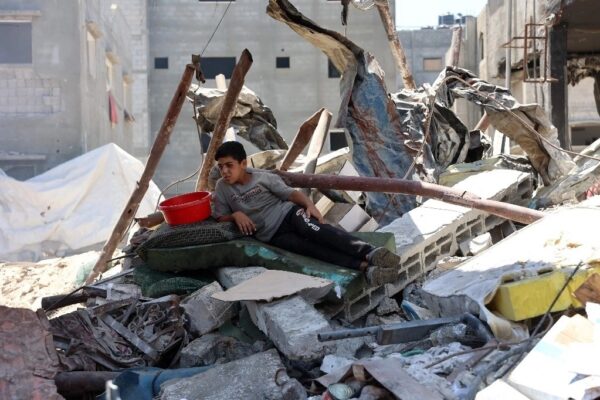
[212,170,294,241]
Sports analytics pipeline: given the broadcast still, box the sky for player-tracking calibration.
[395,0,488,29]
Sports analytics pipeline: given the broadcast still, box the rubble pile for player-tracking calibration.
[4,1,600,400]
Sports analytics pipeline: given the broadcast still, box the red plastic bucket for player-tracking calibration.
[158,191,212,226]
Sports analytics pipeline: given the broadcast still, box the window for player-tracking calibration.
[105,57,114,90]
[276,56,290,69]
[87,31,96,78]
[154,57,168,69]
[201,57,236,79]
[328,59,341,78]
[423,57,443,72]
[0,22,32,64]
[479,33,484,61]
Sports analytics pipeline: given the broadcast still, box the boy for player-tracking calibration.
[212,141,401,285]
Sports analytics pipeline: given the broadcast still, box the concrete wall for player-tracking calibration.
[116,0,150,156]
[0,0,136,179]
[148,0,397,192]
[475,0,600,149]
[397,28,453,88]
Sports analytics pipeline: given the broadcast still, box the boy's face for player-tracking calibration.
[217,156,247,184]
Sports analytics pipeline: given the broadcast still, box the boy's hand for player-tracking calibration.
[232,211,256,235]
[304,205,324,224]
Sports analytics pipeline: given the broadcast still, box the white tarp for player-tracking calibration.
[0,143,160,261]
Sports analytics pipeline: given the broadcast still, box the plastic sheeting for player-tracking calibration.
[0,143,160,261]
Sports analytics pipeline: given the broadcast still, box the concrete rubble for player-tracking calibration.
[4,1,600,400]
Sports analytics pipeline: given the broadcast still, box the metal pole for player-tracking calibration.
[274,171,544,225]
[85,64,196,285]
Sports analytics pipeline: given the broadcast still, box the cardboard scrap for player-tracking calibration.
[211,270,333,303]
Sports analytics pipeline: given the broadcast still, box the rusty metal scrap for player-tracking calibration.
[49,295,186,372]
[433,66,575,185]
[267,0,443,224]
[0,307,63,400]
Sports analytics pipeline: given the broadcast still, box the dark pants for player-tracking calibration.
[269,206,374,270]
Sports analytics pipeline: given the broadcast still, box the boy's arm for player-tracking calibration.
[288,190,324,223]
[217,212,256,235]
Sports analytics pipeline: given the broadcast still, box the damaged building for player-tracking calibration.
[2,0,600,400]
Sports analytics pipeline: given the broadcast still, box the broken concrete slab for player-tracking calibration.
[422,207,600,341]
[179,333,259,368]
[181,281,236,336]
[160,349,304,400]
[379,169,534,298]
[217,267,333,362]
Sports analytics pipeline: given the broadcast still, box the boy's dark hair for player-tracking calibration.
[215,141,246,162]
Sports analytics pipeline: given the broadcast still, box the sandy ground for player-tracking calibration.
[0,251,99,309]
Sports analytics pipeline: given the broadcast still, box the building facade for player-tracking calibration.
[475,0,600,150]
[147,0,397,192]
[0,0,138,179]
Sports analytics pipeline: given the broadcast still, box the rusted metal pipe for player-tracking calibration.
[85,64,196,285]
[196,49,253,190]
[274,171,544,225]
[55,371,119,395]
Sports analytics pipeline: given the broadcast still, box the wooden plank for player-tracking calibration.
[574,273,600,305]
[279,108,324,171]
[360,358,443,399]
[84,64,196,284]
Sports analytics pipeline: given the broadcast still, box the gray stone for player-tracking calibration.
[376,297,401,316]
[179,333,258,368]
[182,281,236,336]
[217,267,332,362]
[320,354,355,374]
[159,349,294,400]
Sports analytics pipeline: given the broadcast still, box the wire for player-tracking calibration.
[200,0,234,57]
[425,261,583,370]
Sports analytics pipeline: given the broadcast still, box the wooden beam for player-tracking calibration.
[84,64,196,285]
[375,0,416,90]
[274,171,545,225]
[196,49,253,190]
[449,25,462,67]
[279,108,325,171]
[550,23,570,150]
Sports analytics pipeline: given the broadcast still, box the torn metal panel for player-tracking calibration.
[0,307,63,400]
[434,66,575,184]
[267,0,440,224]
[188,85,288,151]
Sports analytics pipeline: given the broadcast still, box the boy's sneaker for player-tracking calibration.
[366,247,401,269]
[365,266,398,286]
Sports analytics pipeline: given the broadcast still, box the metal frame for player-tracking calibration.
[502,23,557,83]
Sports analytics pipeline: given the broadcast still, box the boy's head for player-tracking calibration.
[215,141,247,184]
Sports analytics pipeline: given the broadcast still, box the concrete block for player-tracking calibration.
[379,170,533,297]
[181,281,236,336]
[179,333,258,368]
[358,217,379,232]
[216,267,332,362]
[160,349,299,400]
[475,380,530,400]
[316,196,371,232]
[459,232,492,256]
